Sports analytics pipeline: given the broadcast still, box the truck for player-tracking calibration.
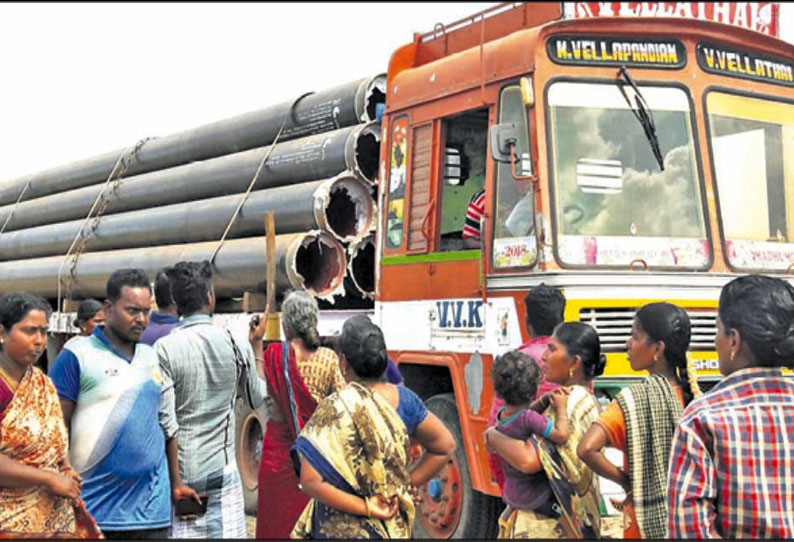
[6,1,794,538]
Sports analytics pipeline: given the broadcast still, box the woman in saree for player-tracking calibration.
[255,290,346,539]
[0,292,102,538]
[484,322,605,539]
[291,316,455,539]
[578,302,698,538]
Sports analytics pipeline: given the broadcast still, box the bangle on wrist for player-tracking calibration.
[363,497,371,517]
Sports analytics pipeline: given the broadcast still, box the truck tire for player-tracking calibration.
[234,396,270,515]
[412,393,502,539]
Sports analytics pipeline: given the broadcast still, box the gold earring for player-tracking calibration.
[654,353,659,362]
[568,368,574,379]
[730,350,735,362]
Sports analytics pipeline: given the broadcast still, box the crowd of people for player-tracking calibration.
[0,264,793,539]
[484,278,794,539]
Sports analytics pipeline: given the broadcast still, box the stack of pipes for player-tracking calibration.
[0,75,385,306]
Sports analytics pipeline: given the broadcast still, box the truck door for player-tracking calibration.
[380,106,492,302]
[490,82,539,272]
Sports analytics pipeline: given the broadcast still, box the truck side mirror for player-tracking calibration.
[490,122,536,183]
[489,123,519,163]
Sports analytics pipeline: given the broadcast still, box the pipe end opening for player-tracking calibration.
[294,234,345,298]
[349,237,375,297]
[364,75,387,123]
[355,125,381,183]
[324,178,374,242]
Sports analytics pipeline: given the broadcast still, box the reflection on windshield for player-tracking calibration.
[708,92,794,271]
[549,82,708,268]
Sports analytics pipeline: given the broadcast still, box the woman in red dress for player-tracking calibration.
[254,291,345,539]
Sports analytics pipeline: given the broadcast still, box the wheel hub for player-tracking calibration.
[417,455,463,538]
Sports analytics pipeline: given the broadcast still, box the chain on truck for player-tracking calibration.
[27,1,794,538]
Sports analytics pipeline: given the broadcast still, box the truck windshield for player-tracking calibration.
[707,92,794,272]
[548,82,708,268]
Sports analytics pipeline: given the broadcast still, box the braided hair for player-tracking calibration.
[635,302,695,405]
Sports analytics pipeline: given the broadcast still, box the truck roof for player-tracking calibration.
[385,3,794,113]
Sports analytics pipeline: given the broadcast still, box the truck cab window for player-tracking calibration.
[493,85,536,269]
[438,109,489,252]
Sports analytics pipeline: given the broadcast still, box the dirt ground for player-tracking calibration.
[600,515,624,538]
[246,513,624,539]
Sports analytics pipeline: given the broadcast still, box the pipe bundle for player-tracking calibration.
[0,75,385,303]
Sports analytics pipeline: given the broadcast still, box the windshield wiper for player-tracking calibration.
[617,66,664,171]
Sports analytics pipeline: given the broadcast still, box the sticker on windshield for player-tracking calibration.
[558,235,710,268]
[548,36,686,69]
[493,237,537,269]
[725,240,794,271]
[697,42,794,87]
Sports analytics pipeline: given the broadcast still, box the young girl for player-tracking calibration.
[488,350,570,520]
[578,302,697,538]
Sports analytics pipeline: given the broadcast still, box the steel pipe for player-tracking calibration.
[317,234,375,309]
[0,232,346,300]
[0,174,375,261]
[0,75,386,206]
[0,123,380,232]
[347,234,375,299]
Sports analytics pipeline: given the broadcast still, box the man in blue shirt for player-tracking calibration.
[50,269,171,539]
[140,269,180,346]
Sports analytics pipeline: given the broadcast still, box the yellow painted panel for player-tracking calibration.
[564,297,722,380]
[784,125,794,240]
[707,92,794,126]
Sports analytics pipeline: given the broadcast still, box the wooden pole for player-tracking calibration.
[264,212,280,340]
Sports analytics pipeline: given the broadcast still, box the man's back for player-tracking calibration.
[140,311,180,346]
[668,367,794,538]
[156,314,262,482]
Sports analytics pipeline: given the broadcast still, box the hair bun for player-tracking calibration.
[594,354,607,378]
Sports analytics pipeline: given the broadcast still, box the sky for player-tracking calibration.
[0,2,791,183]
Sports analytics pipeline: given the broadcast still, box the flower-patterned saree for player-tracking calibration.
[0,366,102,538]
[291,381,415,539]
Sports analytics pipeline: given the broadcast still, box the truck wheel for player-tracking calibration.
[413,393,502,539]
[234,397,269,514]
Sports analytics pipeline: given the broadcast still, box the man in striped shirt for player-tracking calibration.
[156,260,266,538]
[667,275,794,538]
[462,187,486,249]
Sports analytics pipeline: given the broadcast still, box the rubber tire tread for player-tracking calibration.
[234,397,267,514]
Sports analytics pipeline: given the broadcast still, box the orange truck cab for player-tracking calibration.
[375,2,794,537]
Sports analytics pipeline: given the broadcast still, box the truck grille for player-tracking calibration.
[578,307,717,352]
